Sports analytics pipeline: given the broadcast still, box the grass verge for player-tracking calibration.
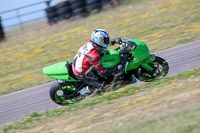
[0,67,199,133]
[0,0,200,95]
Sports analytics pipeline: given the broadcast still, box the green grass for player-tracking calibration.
[106,103,200,133]
[0,0,200,95]
[0,68,199,133]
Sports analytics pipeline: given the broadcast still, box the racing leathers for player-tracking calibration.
[72,40,117,89]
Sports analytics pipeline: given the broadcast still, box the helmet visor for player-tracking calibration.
[104,37,110,44]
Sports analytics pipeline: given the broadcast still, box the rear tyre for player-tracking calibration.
[49,81,81,105]
[134,56,169,82]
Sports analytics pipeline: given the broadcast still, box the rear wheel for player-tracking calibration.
[134,56,169,82]
[49,81,81,105]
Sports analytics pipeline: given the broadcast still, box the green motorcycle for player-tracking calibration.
[43,36,169,105]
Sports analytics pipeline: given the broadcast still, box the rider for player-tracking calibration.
[72,29,121,94]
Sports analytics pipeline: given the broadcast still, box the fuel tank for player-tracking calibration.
[100,49,121,68]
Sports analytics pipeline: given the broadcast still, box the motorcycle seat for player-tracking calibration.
[65,62,78,80]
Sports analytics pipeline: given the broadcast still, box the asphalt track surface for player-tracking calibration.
[0,40,200,125]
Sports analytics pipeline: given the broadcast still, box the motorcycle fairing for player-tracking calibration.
[100,49,121,68]
[43,61,79,81]
[126,39,156,71]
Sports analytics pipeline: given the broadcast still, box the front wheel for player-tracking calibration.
[134,56,169,82]
[49,81,82,105]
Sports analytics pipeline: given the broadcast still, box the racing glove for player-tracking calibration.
[110,38,122,45]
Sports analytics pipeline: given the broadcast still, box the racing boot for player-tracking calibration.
[79,86,101,96]
[87,80,106,94]
[79,86,92,96]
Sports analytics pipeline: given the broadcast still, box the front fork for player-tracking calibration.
[141,54,156,72]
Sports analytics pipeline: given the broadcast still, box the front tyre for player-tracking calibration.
[135,56,169,82]
[49,81,81,105]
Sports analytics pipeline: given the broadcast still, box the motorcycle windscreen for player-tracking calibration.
[100,49,121,68]
[43,61,71,81]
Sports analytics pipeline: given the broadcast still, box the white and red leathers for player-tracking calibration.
[72,40,106,76]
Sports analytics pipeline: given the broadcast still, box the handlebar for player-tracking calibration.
[119,40,137,52]
[109,36,137,52]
